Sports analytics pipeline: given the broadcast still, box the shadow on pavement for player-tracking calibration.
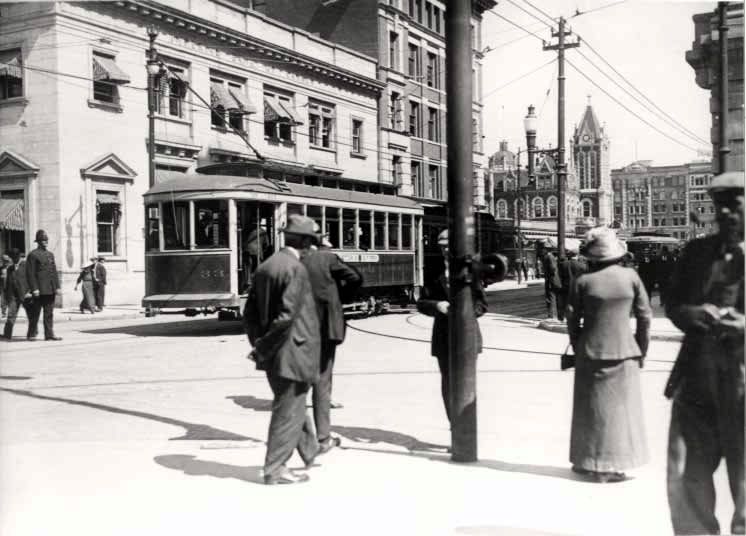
[0,375,32,380]
[0,387,261,442]
[81,318,243,338]
[331,425,449,453]
[154,455,265,484]
[227,395,272,412]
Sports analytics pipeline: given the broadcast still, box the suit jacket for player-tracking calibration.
[243,248,321,384]
[94,263,107,285]
[567,264,651,360]
[416,267,488,359]
[26,247,60,296]
[5,261,30,302]
[302,249,362,344]
[664,235,744,400]
[543,252,562,290]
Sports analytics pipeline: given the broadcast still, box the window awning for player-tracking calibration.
[263,97,303,126]
[228,87,256,114]
[92,55,130,85]
[0,51,22,79]
[96,192,120,205]
[280,101,304,126]
[210,82,238,112]
[0,198,24,231]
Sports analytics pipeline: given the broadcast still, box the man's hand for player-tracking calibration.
[55,288,62,296]
[679,304,721,331]
[716,309,745,339]
[23,292,32,299]
[32,290,40,297]
[436,301,450,315]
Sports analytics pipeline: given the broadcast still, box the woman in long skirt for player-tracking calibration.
[566,227,652,482]
[75,262,96,314]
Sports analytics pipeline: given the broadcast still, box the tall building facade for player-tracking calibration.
[0,0,384,305]
[686,3,745,173]
[255,0,496,211]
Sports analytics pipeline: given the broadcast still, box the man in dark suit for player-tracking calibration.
[664,171,744,536]
[26,229,62,341]
[302,232,362,453]
[243,214,321,485]
[93,256,107,311]
[416,229,487,423]
[541,246,562,319]
[2,249,32,340]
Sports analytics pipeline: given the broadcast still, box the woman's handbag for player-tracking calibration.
[560,344,575,371]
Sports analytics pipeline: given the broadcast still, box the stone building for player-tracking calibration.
[0,0,383,305]
[686,2,744,174]
[687,160,716,237]
[254,0,496,211]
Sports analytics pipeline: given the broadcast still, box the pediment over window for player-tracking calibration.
[80,153,137,182]
[0,149,40,177]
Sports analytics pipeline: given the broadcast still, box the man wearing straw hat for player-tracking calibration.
[243,214,321,485]
[664,171,744,535]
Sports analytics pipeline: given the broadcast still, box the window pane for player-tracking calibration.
[374,212,385,249]
[388,213,400,249]
[194,200,228,248]
[287,204,304,216]
[162,201,189,250]
[342,209,356,249]
[97,223,113,254]
[307,205,322,233]
[96,194,119,255]
[359,210,371,250]
[146,204,160,251]
[325,207,340,248]
[402,214,412,249]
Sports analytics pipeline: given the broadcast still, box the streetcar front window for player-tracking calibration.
[163,201,189,250]
[402,214,412,250]
[194,200,228,249]
[146,204,160,251]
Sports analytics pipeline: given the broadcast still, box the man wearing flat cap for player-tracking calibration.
[417,228,487,423]
[243,214,321,485]
[26,230,62,341]
[664,171,744,535]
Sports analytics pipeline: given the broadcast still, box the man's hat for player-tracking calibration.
[709,171,744,194]
[90,256,97,262]
[97,256,106,261]
[281,214,318,241]
[437,229,449,246]
[35,229,49,242]
[584,227,627,263]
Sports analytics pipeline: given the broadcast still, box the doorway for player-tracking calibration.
[237,201,276,293]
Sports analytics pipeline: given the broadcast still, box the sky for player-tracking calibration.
[480,0,720,169]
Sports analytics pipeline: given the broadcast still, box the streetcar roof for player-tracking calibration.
[144,174,423,211]
[625,235,680,244]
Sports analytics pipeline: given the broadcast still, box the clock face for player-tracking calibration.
[582,134,590,142]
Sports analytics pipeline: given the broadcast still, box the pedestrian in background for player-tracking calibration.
[417,229,487,423]
[74,259,97,314]
[243,214,321,485]
[637,251,656,299]
[303,230,362,454]
[557,247,586,319]
[2,249,31,341]
[541,246,562,320]
[566,227,651,483]
[656,246,675,306]
[664,171,744,536]
[93,256,107,311]
[0,254,10,318]
[26,230,62,341]
[521,256,529,281]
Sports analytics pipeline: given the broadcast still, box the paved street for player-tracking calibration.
[0,309,733,536]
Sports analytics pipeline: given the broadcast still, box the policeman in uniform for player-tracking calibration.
[26,230,62,341]
[664,171,744,535]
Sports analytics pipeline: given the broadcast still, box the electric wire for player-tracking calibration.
[571,0,628,19]
[521,0,557,24]
[504,0,555,29]
[538,63,557,117]
[482,58,555,100]
[486,10,548,43]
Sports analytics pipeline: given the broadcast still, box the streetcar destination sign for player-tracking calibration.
[337,252,380,263]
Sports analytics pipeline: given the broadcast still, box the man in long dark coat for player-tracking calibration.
[243,215,321,485]
[542,247,562,319]
[93,257,107,311]
[416,229,487,423]
[2,249,32,340]
[664,171,744,535]
[26,229,62,341]
[302,234,361,453]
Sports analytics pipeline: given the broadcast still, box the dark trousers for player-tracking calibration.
[3,297,31,339]
[436,354,451,422]
[264,372,318,478]
[94,283,105,309]
[312,341,337,442]
[545,284,558,319]
[80,281,96,313]
[27,294,55,339]
[667,399,745,535]
[556,291,568,321]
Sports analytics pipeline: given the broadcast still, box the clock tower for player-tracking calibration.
[571,97,612,228]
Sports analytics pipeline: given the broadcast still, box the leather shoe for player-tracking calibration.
[27,336,38,341]
[330,400,344,409]
[318,436,341,455]
[45,336,63,341]
[264,469,309,485]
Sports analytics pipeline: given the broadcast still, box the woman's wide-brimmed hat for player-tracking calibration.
[584,226,627,262]
[281,214,318,241]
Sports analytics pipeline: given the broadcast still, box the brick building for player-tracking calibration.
[0,0,384,305]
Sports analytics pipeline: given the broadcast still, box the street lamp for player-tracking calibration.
[146,26,166,188]
[524,105,538,186]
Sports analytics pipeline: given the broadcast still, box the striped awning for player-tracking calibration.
[96,192,120,205]
[210,82,239,111]
[264,97,303,126]
[0,198,24,231]
[228,87,256,114]
[0,50,22,79]
[92,55,130,84]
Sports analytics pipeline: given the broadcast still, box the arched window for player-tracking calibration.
[515,198,526,219]
[577,151,586,189]
[582,199,593,218]
[496,199,508,219]
[547,196,558,217]
[532,197,544,218]
[589,151,596,188]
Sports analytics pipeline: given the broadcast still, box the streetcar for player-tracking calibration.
[623,232,683,265]
[142,162,424,318]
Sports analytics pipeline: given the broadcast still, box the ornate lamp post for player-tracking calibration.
[146,26,166,188]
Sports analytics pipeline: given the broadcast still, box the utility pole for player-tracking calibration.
[445,0,477,462]
[544,17,579,259]
[146,27,159,188]
[516,148,523,285]
[718,2,730,174]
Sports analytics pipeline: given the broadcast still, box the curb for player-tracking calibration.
[9,309,144,324]
[536,319,684,342]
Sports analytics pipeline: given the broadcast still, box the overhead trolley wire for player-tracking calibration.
[504,0,555,29]
[571,0,628,19]
[521,0,557,24]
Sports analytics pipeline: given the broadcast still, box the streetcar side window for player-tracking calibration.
[359,210,371,251]
[307,205,322,234]
[342,209,356,249]
[146,204,160,251]
[388,213,400,250]
[325,207,340,248]
[194,200,228,249]
[402,214,412,250]
[163,201,189,250]
[374,212,386,250]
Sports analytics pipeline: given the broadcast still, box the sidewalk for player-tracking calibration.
[5,304,144,323]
